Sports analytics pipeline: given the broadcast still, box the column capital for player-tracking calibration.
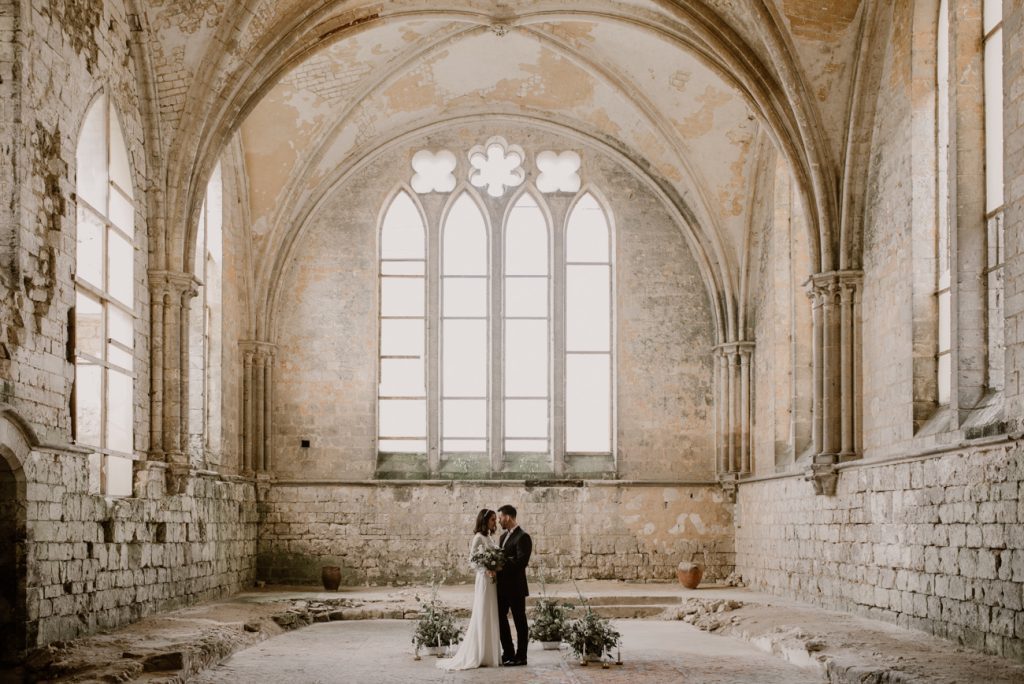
[713,340,755,355]
[148,270,200,299]
[239,340,277,356]
[806,269,863,295]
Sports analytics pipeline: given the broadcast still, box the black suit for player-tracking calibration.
[497,526,532,662]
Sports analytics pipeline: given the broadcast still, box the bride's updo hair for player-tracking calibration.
[474,509,495,536]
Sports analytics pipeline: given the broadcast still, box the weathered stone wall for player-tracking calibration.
[859,1,917,457]
[258,482,733,585]
[7,0,151,446]
[22,447,256,647]
[271,122,717,482]
[736,443,1024,660]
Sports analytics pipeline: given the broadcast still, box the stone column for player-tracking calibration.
[148,271,198,466]
[805,270,862,494]
[715,341,755,500]
[240,341,275,474]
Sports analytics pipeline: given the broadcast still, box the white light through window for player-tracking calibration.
[566,193,612,453]
[983,0,1005,391]
[442,193,489,453]
[189,164,223,459]
[536,150,581,193]
[468,136,525,198]
[378,191,427,453]
[411,149,457,193]
[936,0,952,405]
[377,146,616,471]
[505,193,550,454]
[74,93,136,496]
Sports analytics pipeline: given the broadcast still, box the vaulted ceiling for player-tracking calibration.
[135,0,877,339]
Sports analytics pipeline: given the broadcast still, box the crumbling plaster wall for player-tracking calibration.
[262,121,725,582]
[736,1,1024,662]
[271,123,715,482]
[10,0,151,446]
[0,1,259,649]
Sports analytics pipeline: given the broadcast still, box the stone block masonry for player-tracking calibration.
[257,482,734,586]
[736,442,1024,660]
[22,448,257,647]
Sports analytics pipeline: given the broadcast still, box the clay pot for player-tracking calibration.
[676,562,703,589]
[321,565,341,591]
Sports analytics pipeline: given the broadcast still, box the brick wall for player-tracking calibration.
[736,443,1024,660]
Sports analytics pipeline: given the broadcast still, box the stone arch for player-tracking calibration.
[160,0,837,288]
[0,408,32,664]
[260,115,731,350]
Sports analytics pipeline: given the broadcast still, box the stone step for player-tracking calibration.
[568,605,668,619]
[526,595,681,607]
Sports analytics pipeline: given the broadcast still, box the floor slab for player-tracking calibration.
[192,619,825,684]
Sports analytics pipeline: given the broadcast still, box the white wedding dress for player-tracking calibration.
[437,533,502,670]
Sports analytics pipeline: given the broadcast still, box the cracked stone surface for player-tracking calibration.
[193,619,824,684]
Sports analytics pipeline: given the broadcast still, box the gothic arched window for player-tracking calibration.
[377,190,427,455]
[936,0,952,405]
[983,0,1005,390]
[74,93,136,496]
[189,164,223,461]
[376,148,615,476]
[441,192,490,455]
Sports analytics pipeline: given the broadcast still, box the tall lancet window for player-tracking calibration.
[189,164,223,460]
[983,0,1005,390]
[565,193,613,454]
[377,191,427,455]
[74,93,136,496]
[441,193,489,454]
[936,0,952,405]
[504,193,550,454]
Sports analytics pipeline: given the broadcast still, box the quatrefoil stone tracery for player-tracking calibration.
[468,136,525,198]
[410,149,457,193]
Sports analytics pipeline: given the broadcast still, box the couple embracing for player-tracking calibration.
[438,505,533,670]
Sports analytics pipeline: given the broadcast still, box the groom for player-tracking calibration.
[496,504,532,667]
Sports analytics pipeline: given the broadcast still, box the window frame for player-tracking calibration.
[375,175,617,476]
[73,93,138,496]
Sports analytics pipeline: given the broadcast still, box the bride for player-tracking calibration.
[437,509,502,670]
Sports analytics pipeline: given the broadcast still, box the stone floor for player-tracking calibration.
[8,582,1024,683]
[193,619,823,684]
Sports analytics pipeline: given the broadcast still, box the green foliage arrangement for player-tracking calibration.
[564,609,621,660]
[564,582,621,660]
[529,597,573,643]
[411,583,464,649]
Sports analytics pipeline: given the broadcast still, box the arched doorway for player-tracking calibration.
[0,447,26,665]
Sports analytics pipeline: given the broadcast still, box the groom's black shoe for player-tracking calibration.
[501,656,517,666]
[506,659,527,667]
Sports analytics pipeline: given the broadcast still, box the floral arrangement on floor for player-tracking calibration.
[470,545,505,583]
[529,572,573,644]
[412,582,464,652]
[530,597,573,643]
[564,582,621,662]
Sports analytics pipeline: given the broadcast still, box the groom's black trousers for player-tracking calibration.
[498,593,528,660]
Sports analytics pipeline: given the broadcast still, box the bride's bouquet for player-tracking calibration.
[471,545,506,583]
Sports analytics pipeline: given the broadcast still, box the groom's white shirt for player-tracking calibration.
[501,524,519,548]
